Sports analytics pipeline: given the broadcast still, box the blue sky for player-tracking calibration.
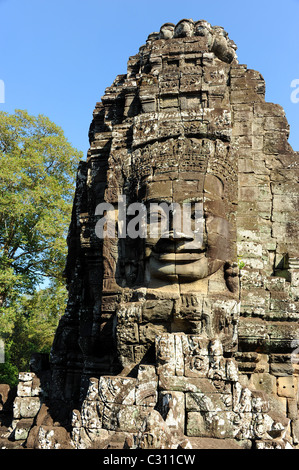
[0,0,298,157]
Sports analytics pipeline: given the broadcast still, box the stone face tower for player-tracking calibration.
[8,20,299,449]
[51,19,243,401]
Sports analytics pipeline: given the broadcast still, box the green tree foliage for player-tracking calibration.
[0,110,83,385]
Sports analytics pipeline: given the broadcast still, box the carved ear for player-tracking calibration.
[119,237,145,287]
[204,174,224,199]
[224,261,239,293]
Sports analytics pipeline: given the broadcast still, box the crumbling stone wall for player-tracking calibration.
[70,333,292,449]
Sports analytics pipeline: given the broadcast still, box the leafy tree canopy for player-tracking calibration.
[0,109,83,384]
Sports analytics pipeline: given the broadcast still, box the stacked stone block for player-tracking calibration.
[12,373,42,442]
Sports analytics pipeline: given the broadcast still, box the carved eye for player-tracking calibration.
[190,209,196,220]
[149,212,166,223]
[204,212,214,223]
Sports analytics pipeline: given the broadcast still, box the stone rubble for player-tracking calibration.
[69,333,293,449]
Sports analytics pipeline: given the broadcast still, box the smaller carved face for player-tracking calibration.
[252,397,263,413]
[212,373,226,391]
[191,355,205,371]
[194,20,212,37]
[213,26,228,39]
[174,20,194,38]
[159,23,175,39]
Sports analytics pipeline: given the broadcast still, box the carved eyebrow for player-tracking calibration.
[145,198,172,204]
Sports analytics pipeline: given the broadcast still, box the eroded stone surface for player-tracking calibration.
[68,333,292,449]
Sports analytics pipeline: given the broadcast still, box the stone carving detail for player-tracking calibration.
[156,19,237,63]
[1,19,299,449]
[68,334,292,449]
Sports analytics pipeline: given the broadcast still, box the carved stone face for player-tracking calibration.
[159,23,175,39]
[194,20,212,37]
[174,19,194,38]
[142,173,231,284]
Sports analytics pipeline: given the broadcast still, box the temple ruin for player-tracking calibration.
[1,19,299,450]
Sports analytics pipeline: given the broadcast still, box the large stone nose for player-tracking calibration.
[167,208,206,251]
[168,219,195,242]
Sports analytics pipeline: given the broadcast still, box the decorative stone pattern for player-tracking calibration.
[69,334,292,449]
[1,19,299,449]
